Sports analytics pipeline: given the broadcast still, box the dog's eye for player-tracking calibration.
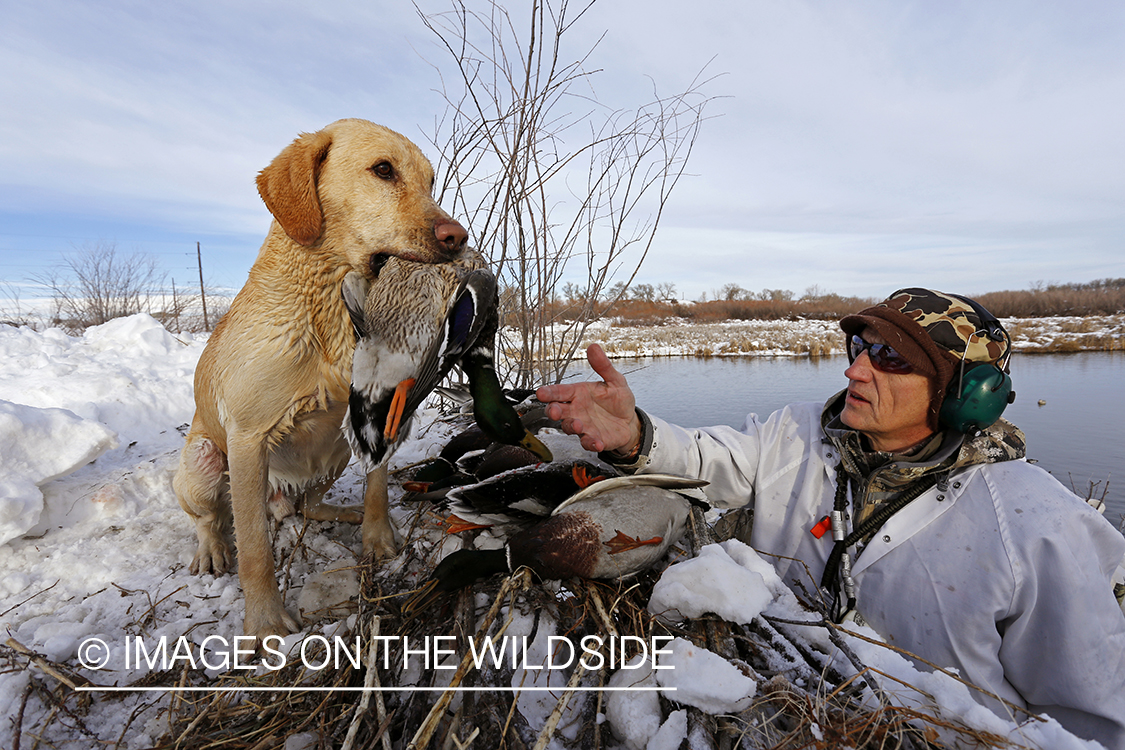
[370,162,395,180]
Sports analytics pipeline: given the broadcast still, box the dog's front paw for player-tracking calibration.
[362,517,397,560]
[244,603,301,644]
[190,538,233,576]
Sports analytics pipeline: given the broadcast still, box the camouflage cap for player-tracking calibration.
[840,288,1010,431]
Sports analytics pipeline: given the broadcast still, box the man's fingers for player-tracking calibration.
[586,344,628,389]
[536,384,573,404]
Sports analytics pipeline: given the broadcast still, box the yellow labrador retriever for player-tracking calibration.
[173,119,467,641]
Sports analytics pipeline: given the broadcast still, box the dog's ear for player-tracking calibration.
[256,129,333,247]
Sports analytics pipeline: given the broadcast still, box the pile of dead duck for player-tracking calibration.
[401,402,709,611]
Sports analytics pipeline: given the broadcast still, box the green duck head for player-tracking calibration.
[404,547,509,615]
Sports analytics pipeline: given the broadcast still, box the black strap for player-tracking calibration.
[821,464,940,620]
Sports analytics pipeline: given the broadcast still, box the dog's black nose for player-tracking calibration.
[435,221,468,253]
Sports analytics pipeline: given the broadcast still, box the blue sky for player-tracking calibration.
[3,1,1124,306]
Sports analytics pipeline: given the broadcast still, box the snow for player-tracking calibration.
[0,400,117,545]
[612,540,1109,750]
[0,314,1111,749]
[647,540,778,624]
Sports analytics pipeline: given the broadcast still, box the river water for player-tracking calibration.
[568,351,1125,526]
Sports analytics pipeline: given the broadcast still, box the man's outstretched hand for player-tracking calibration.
[536,344,642,455]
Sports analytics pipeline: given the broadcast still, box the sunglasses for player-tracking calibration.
[848,334,914,374]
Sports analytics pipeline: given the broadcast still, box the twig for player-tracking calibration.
[5,638,94,689]
[531,653,590,750]
[407,569,529,750]
[12,682,31,750]
[830,622,1039,722]
[113,699,159,750]
[585,585,619,638]
[0,579,59,619]
[173,690,224,748]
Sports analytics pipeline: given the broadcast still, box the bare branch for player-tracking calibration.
[419,0,715,386]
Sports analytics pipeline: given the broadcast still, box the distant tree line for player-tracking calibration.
[524,278,1125,327]
[974,279,1125,318]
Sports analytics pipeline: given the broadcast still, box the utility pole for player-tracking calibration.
[196,242,209,331]
[172,278,180,333]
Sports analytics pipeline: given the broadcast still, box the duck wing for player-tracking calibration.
[379,269,498,442]
[448,459,616,520]
[552,474,709,515]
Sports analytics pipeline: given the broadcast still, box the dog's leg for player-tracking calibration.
[227,434,301,640]
[299,467,363,525]
[361,462,397,559]
[174,433,233,575]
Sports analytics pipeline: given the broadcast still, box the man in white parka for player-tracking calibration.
[537,288,1125,749]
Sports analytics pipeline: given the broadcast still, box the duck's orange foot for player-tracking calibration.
[604,530,663,554]
[443,514,493,535]
[384,378,417,440]
[402,481,432,493]
[572,465,606,489]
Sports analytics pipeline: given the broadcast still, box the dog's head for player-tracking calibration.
[255,119,467,271]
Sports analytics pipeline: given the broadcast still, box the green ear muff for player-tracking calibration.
[939,362,1015,433]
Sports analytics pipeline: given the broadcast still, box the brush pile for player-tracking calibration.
[2,409,1049,750]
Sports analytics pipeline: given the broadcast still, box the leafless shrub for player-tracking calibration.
[0,282,43,329]
[420,0,714,386]
[33,242,175,333]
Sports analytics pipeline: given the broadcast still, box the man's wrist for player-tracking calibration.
[609,438,641,461]
[602,409,651,471]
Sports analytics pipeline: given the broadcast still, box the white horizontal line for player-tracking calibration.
[76,686,674,693]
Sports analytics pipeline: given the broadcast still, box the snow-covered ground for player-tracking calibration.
[0,315,1113,748]
[561,313,1125,359]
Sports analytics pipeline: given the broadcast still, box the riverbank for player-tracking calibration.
[558,314,1125,358]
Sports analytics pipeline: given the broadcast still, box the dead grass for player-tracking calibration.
[1005,315,1125,352]
[573,320,848,360]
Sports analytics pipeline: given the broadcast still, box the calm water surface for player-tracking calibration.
[569,351,1125,525]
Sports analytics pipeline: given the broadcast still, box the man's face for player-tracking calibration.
[840,328,935,452]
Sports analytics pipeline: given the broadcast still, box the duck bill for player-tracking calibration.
[384,377,416,440]
[444,514,493,534]
[520,431,553,462]
[403,579,442,618]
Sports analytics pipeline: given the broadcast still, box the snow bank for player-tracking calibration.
[0,400,117,544]
[0,314,200,547]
